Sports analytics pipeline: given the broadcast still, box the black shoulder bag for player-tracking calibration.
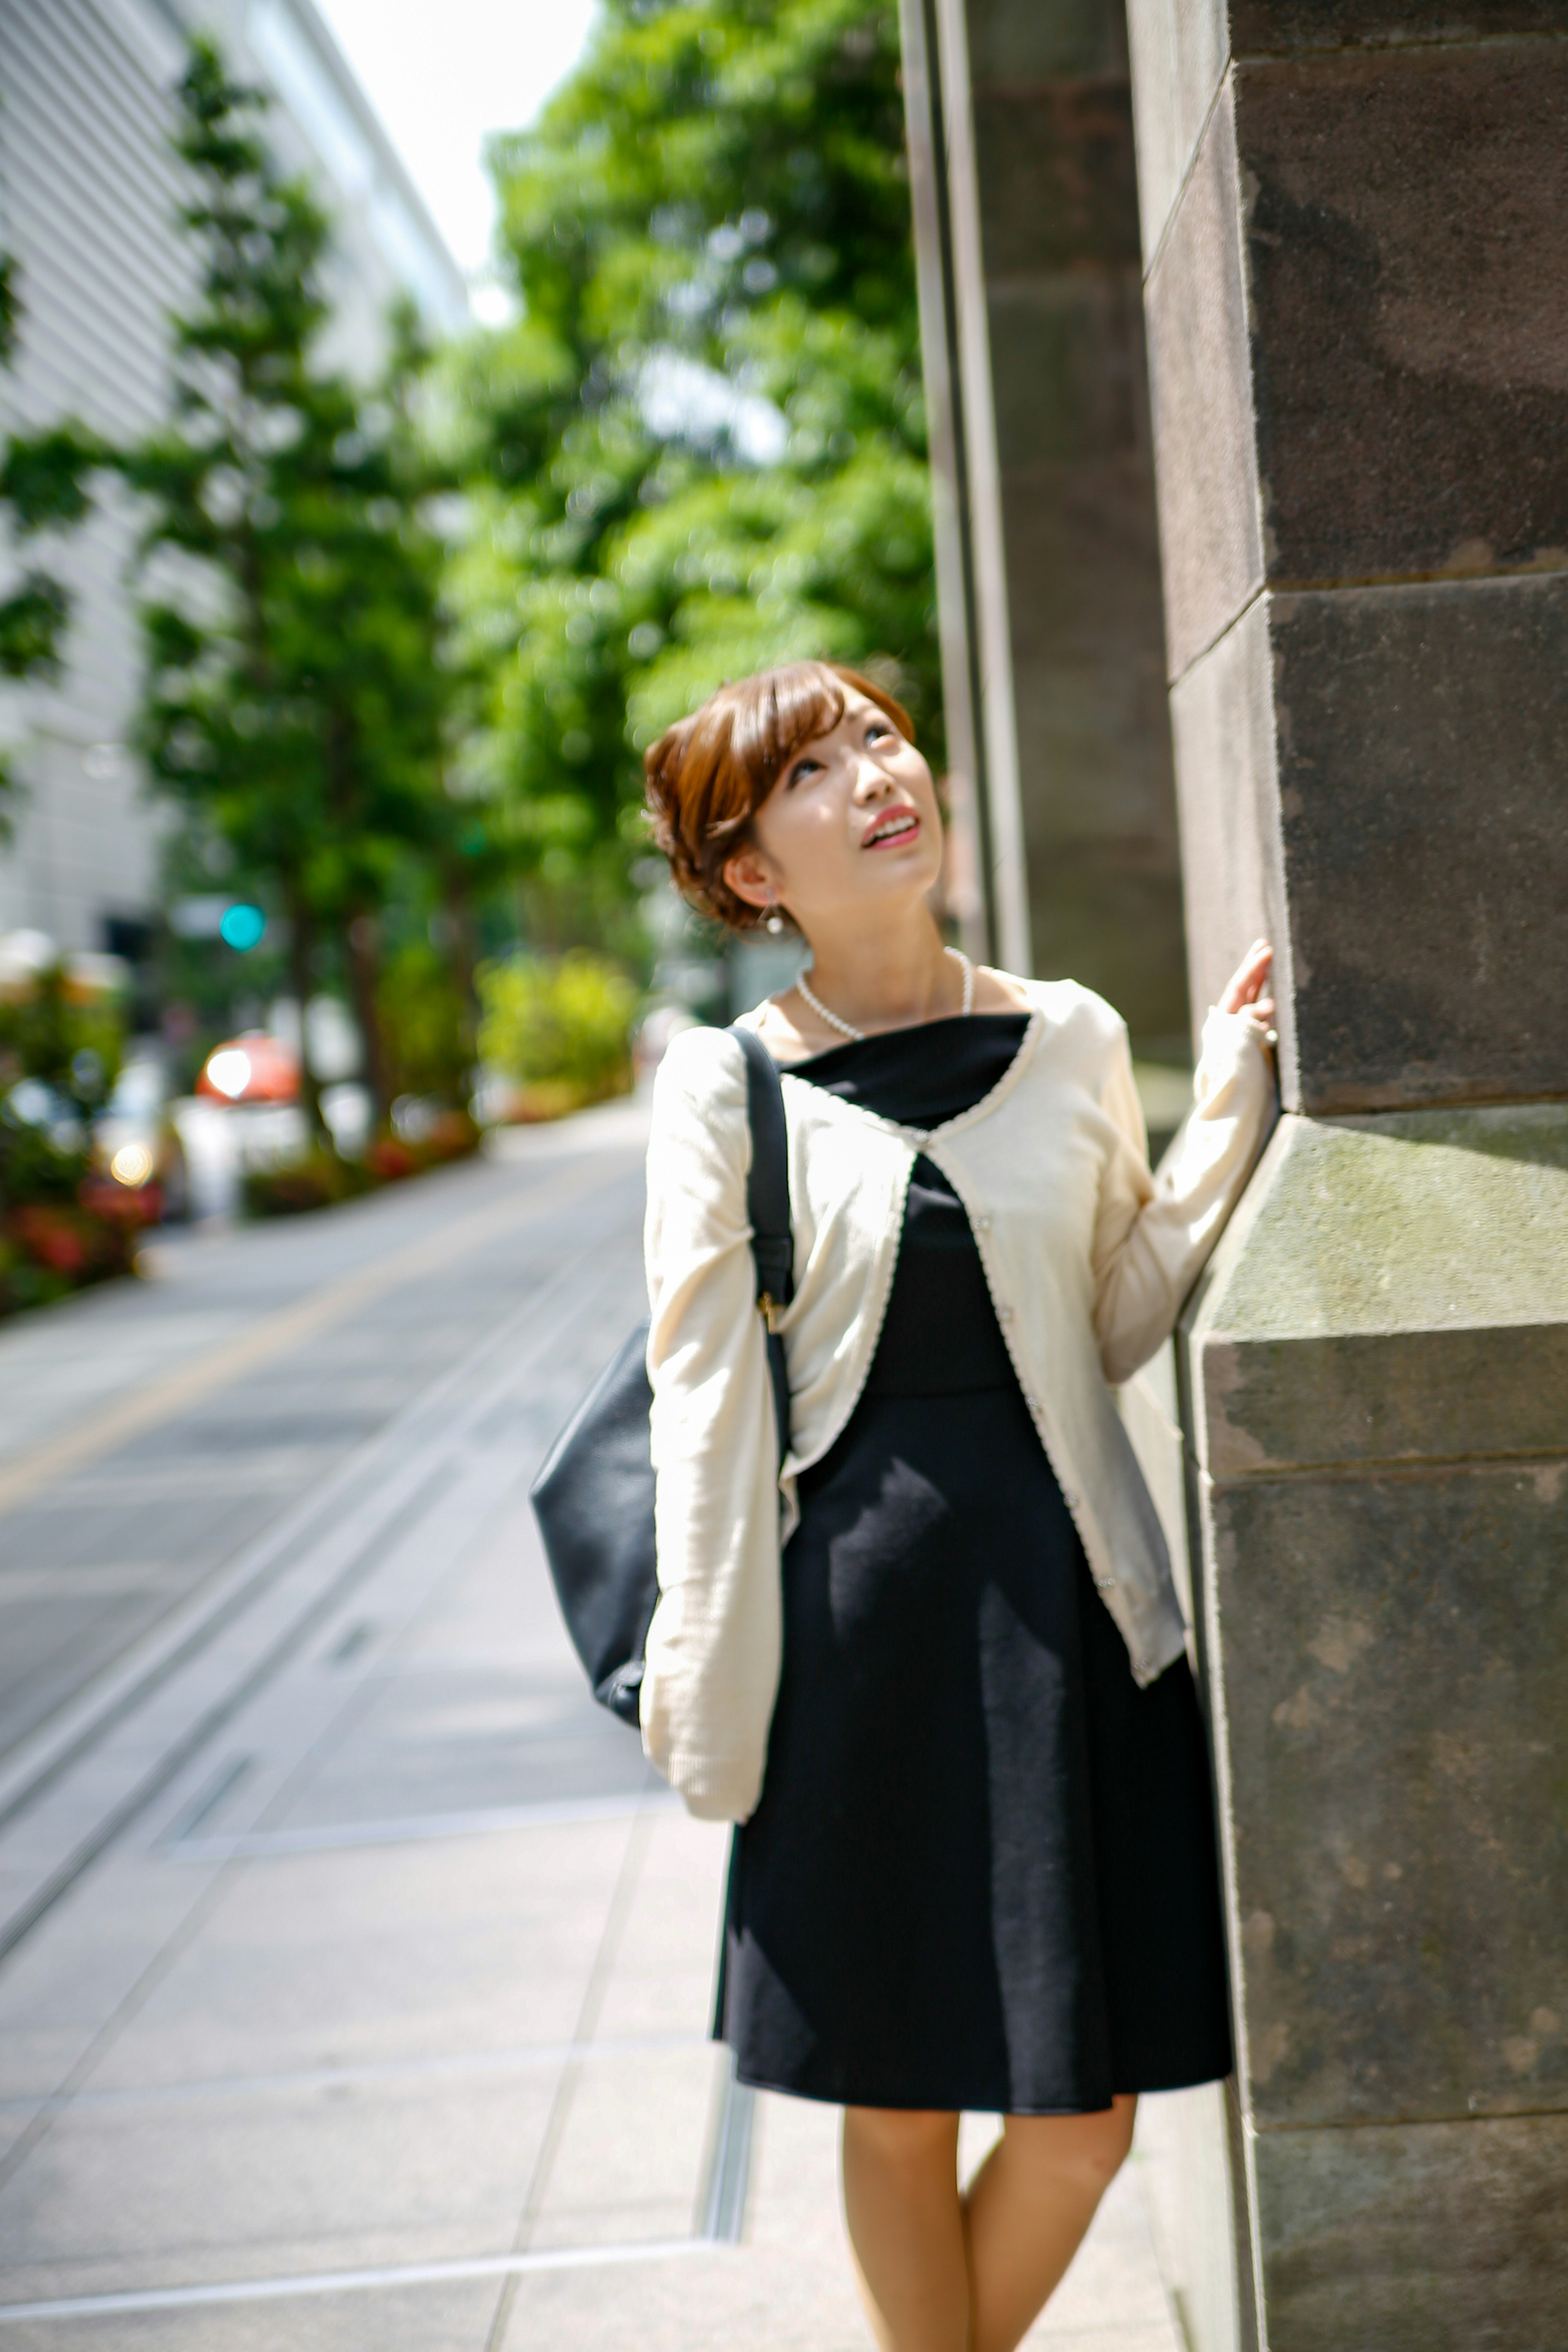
[529,1025,793,1726]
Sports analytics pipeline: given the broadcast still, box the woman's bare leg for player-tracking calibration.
[841,2107,968,2352]
[840,2095,1136,2352]
[962,2096,1138,2352]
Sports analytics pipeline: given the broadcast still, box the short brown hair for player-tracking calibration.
[644,661,915,931]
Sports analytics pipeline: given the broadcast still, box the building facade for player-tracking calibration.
[0,0,466,958]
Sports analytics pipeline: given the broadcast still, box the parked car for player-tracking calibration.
[195,1033,301,1105]
[94,1051,191,1220]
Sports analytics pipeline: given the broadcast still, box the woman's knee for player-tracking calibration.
[845,2105,960,2178]
[1080,2094,1136,2187]
[1005,2095,1136,2195]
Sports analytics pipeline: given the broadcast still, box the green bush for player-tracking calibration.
[477,953,637,1109]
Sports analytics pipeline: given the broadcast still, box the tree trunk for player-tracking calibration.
[442,874,479,1104]
[345,911,387,1125]
[286,900,328,1145]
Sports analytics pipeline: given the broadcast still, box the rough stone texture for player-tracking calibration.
[1273,571,1568,1110]
[1166,597,1294,1083]
[1231,1,1568,54]
[1143,87,1264,680]
[1238,43,1568,587]
[1169,569,1568,1111]
[1125,0,1229,265]
[1206,1321,1568,1481]
[1122,6,1568,2346]
[1180,1107,1568,2134]
[1204,1455,1568,2128]
[1253,2113,1568,2352]
[1196,1105,1568,1472]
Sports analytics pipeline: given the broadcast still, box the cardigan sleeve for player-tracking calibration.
[640,1026,782,1824]
[1090,1007,1275,1386]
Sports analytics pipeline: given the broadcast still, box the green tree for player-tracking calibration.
[0,257,105,831]
[452,0,934,936]
[123,42,464,1129]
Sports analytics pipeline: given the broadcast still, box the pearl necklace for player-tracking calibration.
[795,948,975,1043]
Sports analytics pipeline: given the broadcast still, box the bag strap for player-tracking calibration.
[730,1023,793,1468]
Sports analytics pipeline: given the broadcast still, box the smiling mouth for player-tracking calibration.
[863,809,920,849]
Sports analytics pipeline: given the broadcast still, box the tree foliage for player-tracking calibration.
[453,0,933,931]
[0,257,105,832]
[122,42,468,1124]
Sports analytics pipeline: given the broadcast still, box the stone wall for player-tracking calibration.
[1123,4,1568,2343]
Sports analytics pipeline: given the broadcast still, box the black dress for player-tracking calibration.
[715,1014,1233,2114]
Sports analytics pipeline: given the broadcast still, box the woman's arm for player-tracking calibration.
[1091,944,1277,1386]
[641,1028,783,1823]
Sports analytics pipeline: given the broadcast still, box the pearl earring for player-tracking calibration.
[763,896,785,936]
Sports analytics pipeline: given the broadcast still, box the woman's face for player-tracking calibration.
[726,691,944,933]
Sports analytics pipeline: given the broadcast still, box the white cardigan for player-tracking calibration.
[641,978,1273,1822]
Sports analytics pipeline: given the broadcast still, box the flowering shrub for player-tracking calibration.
[362,1111,478,1184]
[1,1185,156,1313]
[244,1111,479,1218]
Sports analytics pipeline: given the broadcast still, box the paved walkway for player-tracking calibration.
[0,1101,1184,2349]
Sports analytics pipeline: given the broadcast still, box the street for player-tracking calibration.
[0,1100,1182,2350]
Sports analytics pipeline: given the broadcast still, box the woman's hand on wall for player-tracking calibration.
[1218,940,1276,1045]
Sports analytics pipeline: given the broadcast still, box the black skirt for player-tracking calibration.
[713,1016,1233,2114]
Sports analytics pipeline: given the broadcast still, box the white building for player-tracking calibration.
[0,0,467,958]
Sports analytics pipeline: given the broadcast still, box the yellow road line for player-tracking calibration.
[0,1154,638,1522]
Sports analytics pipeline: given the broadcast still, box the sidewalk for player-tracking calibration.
[0,1111,1185,2350]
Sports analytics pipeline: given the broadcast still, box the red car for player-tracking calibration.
[194,1033,300,1105]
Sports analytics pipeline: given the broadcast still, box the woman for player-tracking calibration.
[640,661,1274,2352]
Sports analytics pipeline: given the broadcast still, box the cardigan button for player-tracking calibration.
[977,1215,992,1232]
[1095,1575,1116,1592]
[997,1303,1014,1323]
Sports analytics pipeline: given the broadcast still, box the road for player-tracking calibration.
[0,1099,1182,2350]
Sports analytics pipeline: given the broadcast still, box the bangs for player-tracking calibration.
[726,663,850,798]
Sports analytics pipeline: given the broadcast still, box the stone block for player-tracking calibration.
[988,276,1147,474]
[997,449,1189,1045]
[1029,850,1189,1050]
[975,80,1142,278]
[1195,1106,1568,1474]
[1125,0,1229,266]
[1143,85,1264,679]
[1230,0,1568,55]
[1237,42,1568,586]
[1203,1455,1568,2128]
[1271,571,1568,1111]
[967,0,1125,82]
[1253,2112,1568,2352]
[1166,596,1292,1083]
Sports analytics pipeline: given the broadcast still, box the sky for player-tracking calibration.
[312,0,601,299]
